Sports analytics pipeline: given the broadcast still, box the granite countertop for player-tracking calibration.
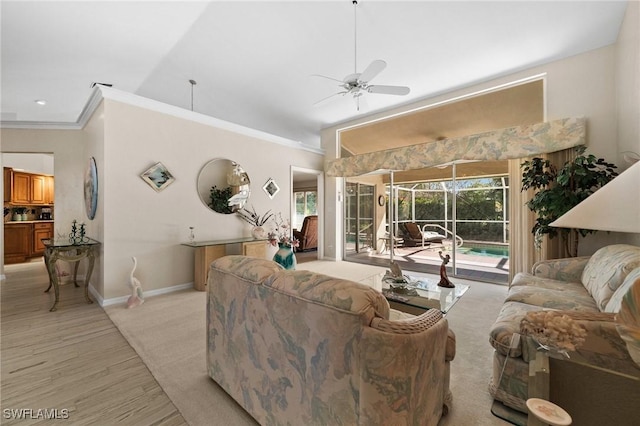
[5,220,54,224]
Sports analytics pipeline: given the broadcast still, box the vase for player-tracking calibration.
[273,243,296,270]
[251,226,267,240]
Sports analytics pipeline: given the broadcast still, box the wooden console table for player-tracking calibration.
[182,238,268,291]
[42,238,101,312]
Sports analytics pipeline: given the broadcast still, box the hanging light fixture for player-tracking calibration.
[189,79,197,111]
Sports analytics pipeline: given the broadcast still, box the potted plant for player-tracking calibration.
[236,206,273,239]
[521,145,618,257]
[209,185,233,214]
[11,207,28,221]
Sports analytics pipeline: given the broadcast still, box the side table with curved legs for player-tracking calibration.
[42,238,101,312]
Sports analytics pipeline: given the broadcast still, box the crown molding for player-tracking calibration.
[0,120,83,130]
[1,86,325,156]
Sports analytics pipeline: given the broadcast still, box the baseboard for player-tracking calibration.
[94,281,195,307]
[320,256,338,261]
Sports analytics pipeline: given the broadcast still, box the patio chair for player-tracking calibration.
[399,223,445,248]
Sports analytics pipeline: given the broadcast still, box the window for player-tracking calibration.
[294,191,317,230]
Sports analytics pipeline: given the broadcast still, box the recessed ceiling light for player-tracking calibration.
[34,100,47,106]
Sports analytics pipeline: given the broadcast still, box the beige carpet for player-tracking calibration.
[105,260,511,425]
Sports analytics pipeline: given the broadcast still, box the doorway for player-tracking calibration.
[291,166,323,262]
[2,152,55,266]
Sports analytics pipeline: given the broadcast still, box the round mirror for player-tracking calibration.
[197,159,250,214]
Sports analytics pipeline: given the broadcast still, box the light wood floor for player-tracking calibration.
[1,260,186,425]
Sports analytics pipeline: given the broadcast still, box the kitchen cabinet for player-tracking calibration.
[30,175,47,204]
[33,222,54,255]
[12,172,31,204]
[45,175,55,204]
[4,223,31,264]
[4,168,54,205]
[4,221,55,264]
[4,168,11,202]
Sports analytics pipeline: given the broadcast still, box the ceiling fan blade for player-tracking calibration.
[367,85,410,96]
[311,74,344,83]
[358,59,386,83]
[313,91,348,106]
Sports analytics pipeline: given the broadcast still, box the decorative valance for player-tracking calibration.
[325,117,585,177]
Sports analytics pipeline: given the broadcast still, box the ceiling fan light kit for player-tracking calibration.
[314,0,410,110]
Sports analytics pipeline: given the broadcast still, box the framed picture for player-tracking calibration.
[140,162,175,192]
[263,178,280,199]
[84,157,98,220]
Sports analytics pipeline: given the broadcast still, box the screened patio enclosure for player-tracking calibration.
[344,161,510,284]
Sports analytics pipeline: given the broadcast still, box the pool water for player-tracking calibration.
[458,246,509,258]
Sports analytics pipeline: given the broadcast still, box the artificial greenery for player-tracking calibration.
[209,185,234,214]
[521,145,618,257]
[236,206,273,227]
[12,207,28,215]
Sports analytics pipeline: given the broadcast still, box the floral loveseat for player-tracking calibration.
[488,244,640,413]
[207,255,456,425]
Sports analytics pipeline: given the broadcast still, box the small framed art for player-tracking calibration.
[263,178,280,199]
[140,162,175,192]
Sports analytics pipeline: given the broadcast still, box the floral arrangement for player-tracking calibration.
[520,310,587,355]
[236,206,273,227]
[267,213,299,248]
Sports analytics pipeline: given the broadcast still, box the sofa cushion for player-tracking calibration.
[512,272,582,290]
[266,270,390,324]
[506,283,599,312]
[605,267,640,313]
[581,245,640,311]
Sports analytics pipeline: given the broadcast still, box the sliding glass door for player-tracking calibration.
[383,161,510,284]
[344,182,375,254]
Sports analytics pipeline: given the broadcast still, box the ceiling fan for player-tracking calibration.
[314,0,410,110]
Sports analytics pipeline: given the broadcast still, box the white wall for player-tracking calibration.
[322,38,639,258]
[83,102,105,296]
[2,153,54,175]
[94,97,324,299]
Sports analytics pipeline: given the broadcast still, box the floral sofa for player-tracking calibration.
[207,255,456,425]
[488,244,640,412]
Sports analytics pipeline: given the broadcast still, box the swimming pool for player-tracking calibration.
[457,245,509,258]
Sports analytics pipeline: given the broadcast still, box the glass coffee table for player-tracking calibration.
[361,272,469,315]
